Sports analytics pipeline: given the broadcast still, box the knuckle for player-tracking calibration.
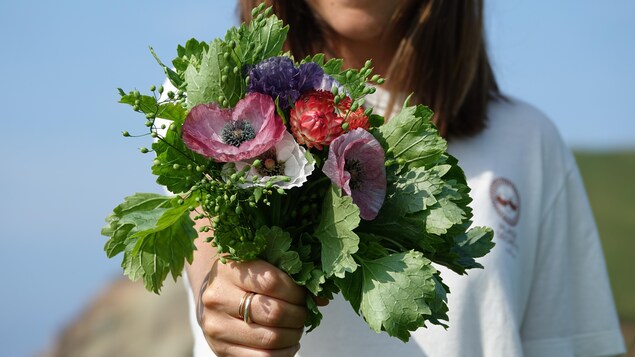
[259,329,282,348]
[201,286,222,308]
[254,269,280,294]
[262,302,285,326]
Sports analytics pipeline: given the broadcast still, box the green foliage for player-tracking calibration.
[339,251,446,342]
[224,12,288,65]
[259,226,302,275]
[183,38,245,108]
[314,186,360,278]
[102,193,197,293]
[151,126,210,194]
[375,101,447,169]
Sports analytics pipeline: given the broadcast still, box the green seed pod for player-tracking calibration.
[158,85,164,94]
[233,66,239,74]
[331,85,338,96]
[364,60,372,68]
[222,99,229,107]
[153,159,161,165]
[384,159,395,167]
[150,85,156,92]
[235,206,242,215]
[132,105,140,111]
[377,78,385,85]
[229,40,236,49]
[341,122,350,131]
[145,120,152,127]
[350,101,359,112]
[334,96,341,105]
[397,158,406,165]
[346,71,353,80]
[370,74,381,82]
[160,124,166,129]
[277,188,285,195]
[133,90,140,98]
[140,147,149,153]
[221,75,228,83]
[264,7,273,16]
[252,159,261,168]
[364,108,373,117]
[177,198,184,205]
[122,131,130,137]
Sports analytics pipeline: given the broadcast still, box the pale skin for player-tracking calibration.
[185,1,405,356]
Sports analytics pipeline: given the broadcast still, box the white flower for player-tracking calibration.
[227,131,315,189]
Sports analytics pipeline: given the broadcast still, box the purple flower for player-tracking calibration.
[322,128,387,220]
[248,56,324,109]
[182,93,285,162]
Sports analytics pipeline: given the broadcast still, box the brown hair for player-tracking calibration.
[238,0,502,139]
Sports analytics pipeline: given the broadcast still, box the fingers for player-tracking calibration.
[203,284,307,328]
[202,308,303,352]
[223,260,307,305]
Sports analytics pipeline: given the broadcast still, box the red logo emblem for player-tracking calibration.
[490,177,520,226]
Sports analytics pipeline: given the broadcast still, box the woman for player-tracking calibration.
[184,1,626,356]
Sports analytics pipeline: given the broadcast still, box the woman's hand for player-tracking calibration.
[198,258,308,357]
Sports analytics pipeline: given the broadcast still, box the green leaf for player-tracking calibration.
[119,91,187,124]
[173,38,209,73]
[358,251,444,342]
[102,194,197,293]
[258,226,302,275]
[225,14,288,65]
[313,186,360,278]
[152,127,210,194]
[183,38,245,108]
[375,103,447,169]
[450,226,495,272]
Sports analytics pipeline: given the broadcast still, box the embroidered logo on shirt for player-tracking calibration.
[490,177,520,226]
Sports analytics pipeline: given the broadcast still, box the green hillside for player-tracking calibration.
[575,150,635,321]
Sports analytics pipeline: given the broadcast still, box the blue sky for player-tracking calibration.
[0,1,633,356]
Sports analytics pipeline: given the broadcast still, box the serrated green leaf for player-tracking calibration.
[152,127,209,194]
[225,15,288,65]
[314,186,360,278]
[358,251,443,342]
[375,103,447,169]
[102,194,197,293]
[183,39,245,108]
[450,226,495,272]
[258,226,302,275]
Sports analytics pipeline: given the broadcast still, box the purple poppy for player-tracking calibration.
[247,56,325,108]
[182,92,285,162]
[322,128,387,220]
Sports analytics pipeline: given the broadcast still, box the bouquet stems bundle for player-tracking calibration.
[102,4,493,341]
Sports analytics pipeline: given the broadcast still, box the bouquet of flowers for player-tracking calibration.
[102,4,494,341]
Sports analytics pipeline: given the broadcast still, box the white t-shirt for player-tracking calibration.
[185,92,626,356]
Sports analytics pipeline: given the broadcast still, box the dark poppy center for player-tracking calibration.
[345,159,364,190]
[221,120,256,147]
[256,149,285,176]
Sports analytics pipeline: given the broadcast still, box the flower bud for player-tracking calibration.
[140,147,149,153]
[150,85,156,92]
[122,131,130,137]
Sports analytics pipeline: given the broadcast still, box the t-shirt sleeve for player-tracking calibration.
[519,162,625,357]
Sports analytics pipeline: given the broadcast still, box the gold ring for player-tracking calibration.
[243,292,256,323]
[238,292,256,323]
